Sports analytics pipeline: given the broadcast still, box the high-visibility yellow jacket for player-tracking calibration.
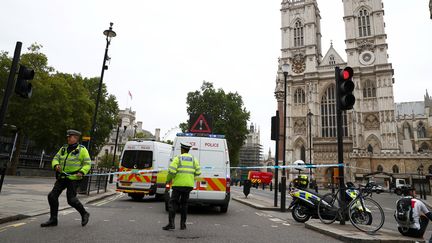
[167,153,201,187]
[52,144,91,180]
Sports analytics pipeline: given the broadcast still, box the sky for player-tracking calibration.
[1,0,431,159]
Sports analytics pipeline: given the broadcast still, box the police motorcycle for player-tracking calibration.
[289,176,372,223]
[288,175,323,223]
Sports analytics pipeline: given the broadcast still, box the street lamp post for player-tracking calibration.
[281,63,290,212]
[418,163,426,199]
[89,22,117,158]
[307,110,314,190]
[134,124,138,138]
[109,119,122,184]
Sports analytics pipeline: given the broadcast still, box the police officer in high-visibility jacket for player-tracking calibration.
[41,129,91,227]
[163,142,201,230]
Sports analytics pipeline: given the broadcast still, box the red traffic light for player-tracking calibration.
[340,67,353,80]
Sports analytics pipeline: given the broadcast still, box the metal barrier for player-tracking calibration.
[77,168,109,195]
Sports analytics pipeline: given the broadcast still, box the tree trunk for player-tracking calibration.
[6,131,22,176]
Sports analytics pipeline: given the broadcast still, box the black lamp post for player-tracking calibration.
[134,124,138,138]
[109,119,122,184]
[307,110,314,189]
[418,163,426,199]
[89,22,117,158]
[281,63,289,212]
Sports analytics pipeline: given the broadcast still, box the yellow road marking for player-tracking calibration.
[0,222,26,232]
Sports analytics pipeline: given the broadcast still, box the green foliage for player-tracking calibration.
[181,81,250,166]
[98,153,119,169]
[0,43,119,156]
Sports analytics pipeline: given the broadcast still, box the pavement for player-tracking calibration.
[231,186,432,243]
[1,177,432,242]
[0,175,117,224]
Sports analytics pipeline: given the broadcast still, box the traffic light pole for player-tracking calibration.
[274,111,279,207]
[335,66,346,225]
[0,42,22,194]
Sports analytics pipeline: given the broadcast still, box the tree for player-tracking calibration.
[0,44,118,174]
[97,153,119,169]
[83,77,119,157]
[180,81,250,166]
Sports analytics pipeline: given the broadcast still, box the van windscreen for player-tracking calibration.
[121,150,153,169]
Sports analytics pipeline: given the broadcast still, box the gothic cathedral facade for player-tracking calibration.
[275,0,432,186]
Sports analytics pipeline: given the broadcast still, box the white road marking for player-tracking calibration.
[242,225,248,227]
[129,220,136,222]
[59,210,74,216]
[74,218,80,221]
[92,194,124,206]
[215,224,220,226]
[271,225,278,228]
[269,218,283,222]
[283,223,291,226]
[103,220,109,222]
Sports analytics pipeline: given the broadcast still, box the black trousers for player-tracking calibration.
[168,187,193,225]
[48,178,86,219]
[398,216,429,238]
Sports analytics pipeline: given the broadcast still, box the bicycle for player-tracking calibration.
[317,184,385,234]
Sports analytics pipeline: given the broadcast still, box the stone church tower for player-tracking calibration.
[274,0,418,184]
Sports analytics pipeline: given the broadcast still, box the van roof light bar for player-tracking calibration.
[176,132,225,138]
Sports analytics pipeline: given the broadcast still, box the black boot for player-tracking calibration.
[81,212,90,226]
[180,222,186,230]
[41,218,58,227]
[162,224,175,230]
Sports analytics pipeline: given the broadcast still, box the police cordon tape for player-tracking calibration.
[75,163,353,177]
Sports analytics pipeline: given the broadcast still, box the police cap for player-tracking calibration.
[67,129,82,137]
[180,142,192,150]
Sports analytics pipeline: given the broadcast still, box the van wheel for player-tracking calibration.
[130,193,144,201]
[220,204,229,213]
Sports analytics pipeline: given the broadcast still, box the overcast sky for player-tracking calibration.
[1,0,431,158]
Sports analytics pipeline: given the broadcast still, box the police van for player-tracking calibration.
[116,140,172,200]
[165,133,231,213]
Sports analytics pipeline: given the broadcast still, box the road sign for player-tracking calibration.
[82,136,91,141]
[189,114,212,133]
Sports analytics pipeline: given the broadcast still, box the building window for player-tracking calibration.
[429,165,432,175]
[329,55,336,65]
[321,85,348,137]
[419,142,430,153]
[363,80,376,98]
[367,144,373,153]
[294,88,306,104]
[392,165,399,174]
[358,9,371,37]
[294,20,304,47]
[377,165,383,172]
[418,122,426,138]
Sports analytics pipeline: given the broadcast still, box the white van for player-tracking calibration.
[116,140,172,200]
[165,133,231,213]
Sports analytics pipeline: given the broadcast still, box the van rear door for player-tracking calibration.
[172,137,201,200]
[197,138,227,200]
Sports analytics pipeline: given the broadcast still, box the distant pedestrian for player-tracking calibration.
[163,142,201,230]
[395,188,432,239]
[41,129,91,227]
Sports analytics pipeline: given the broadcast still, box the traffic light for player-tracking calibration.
[336,66,355,110]
[15,65,34,98]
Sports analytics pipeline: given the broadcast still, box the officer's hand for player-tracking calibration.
[77,172,84,177]
[55,165,61,172]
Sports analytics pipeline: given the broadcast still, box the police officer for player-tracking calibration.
[163,142,201,230]
[41,129,91,227]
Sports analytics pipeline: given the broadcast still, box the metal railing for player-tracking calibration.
[77,168,109,195]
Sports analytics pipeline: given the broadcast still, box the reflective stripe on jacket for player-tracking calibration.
[52,144,91,180]
[168,153,201,187]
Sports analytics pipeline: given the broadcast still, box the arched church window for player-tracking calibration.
[363,80,376,98]
[367,144,373,153]
[329,55,336,65]
[418,122,426,138]
[358,9,371,37]
[419,143,430,153]
[321,85,348,137]
[392,165,399,174]
[294,20,304,47]
[294,88,305,104]
[377,165,383,172]
[300,145,306,162]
